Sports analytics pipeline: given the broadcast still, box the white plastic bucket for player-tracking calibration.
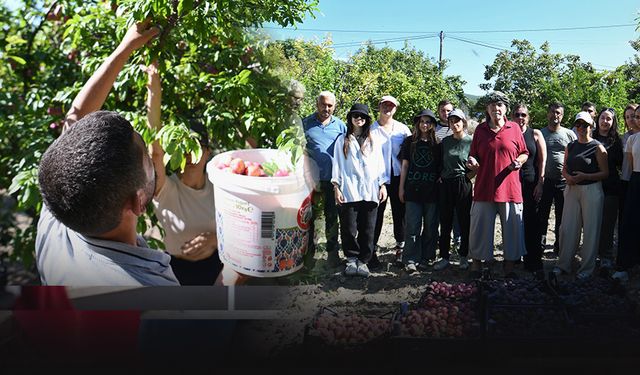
[207,148,313,277]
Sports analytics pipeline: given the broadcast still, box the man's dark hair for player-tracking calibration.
[38,111,147,236]
[581,101,595,109]
[437,99,452,109]
[548,101,564,112]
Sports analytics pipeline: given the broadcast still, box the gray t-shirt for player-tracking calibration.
[36,204,179,286]
[541,126,577,181]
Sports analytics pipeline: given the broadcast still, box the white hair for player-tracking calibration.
[317,90,336,104]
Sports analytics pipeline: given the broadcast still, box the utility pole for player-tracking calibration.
[439,31,444,73]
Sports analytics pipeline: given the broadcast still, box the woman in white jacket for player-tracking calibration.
[332,103,388,277]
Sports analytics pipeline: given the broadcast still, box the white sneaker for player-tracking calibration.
[433,258,450,271]
[612,271,629,282]
[405,262,417,274]
[345,258,358,276]
[356,260,370,277]
[458,257,469,270]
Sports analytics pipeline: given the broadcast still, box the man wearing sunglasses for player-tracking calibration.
[539,102,577,259]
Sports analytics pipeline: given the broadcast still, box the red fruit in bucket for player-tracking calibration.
[229,158,246,174]
[246,164,266,177]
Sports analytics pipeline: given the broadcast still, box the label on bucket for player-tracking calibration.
[215,187,311,277]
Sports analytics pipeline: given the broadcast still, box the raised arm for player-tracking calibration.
[63,20,159,132]
[142,62,166,196]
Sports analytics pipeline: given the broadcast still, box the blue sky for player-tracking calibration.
[264,0,640,96]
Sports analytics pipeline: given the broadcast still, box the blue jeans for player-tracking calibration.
[403,201,438,264]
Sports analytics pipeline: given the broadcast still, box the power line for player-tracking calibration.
[262,23,636,35]
[333,33,439,48]
[447,35,514,52]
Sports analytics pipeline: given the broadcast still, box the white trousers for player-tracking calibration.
[469,201,526,261]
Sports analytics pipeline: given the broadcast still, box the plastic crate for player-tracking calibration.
[303,306,395,355]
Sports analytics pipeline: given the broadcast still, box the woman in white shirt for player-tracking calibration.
[371,95,412,266]
[332,104,388,277]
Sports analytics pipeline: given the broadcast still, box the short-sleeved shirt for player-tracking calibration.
[441,134,472,179]
[622,131,636,181]
[371,120,412,182]
[36,204,179,286]
[469,120,529,203]
[152,174,216,255]
[303,114,346,181]
[626,133,640,173]
[399,137,441,202]
[541,126,577,181]
[435,122,453,144]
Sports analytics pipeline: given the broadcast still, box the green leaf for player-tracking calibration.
[7,55,26,65]
[177,0,194,16]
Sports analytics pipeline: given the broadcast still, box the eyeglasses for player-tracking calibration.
[514,113,528,118]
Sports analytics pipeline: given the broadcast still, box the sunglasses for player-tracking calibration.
[352,114,366,120]
[575,121,591,129]
[514,113,528,118]
[602,107,616,114]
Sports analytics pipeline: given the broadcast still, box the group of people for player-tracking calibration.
[304,89,640,282]
[32,21,640,286]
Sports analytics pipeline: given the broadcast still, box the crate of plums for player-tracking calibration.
[303,306,396,355]
[552,277,640,343]
[484,303,573,342]
[391,281,483,340]
[482,278,561,306]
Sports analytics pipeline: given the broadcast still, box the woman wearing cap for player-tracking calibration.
[553,112,608,280]
[434,108,475,272]
[614,105,640,282]
[512,104,547,278]
[332,103,387,277]
[398,109,442,273]
[466,91,528,279]
[593,108,622,270]
[371,95,412,267]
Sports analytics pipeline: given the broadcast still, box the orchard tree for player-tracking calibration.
[268,39,467,125]
[1,0,317,267]
[480,39,632,130]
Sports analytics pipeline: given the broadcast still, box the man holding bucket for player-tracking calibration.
[302,91,347,269]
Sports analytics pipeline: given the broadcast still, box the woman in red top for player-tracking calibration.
[466,91,529,279]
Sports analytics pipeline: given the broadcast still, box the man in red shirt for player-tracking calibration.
[466,91,529,278]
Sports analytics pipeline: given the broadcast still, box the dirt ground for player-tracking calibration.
[236,203,640,358]
[4,198,640,360]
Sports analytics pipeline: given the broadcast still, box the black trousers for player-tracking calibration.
[538,178,566,252]
[522,180,543,271]
[307,180,340,263]
[374,175,406,249]
[438,176,472,259]
[170,252,223,285]
[339,201,378,263]
[618,173,640,270]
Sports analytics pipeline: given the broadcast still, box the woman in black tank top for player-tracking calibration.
[553,111,608,281]
[512,104,547,276]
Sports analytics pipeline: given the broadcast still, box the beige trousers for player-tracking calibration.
[557,182,604,276]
